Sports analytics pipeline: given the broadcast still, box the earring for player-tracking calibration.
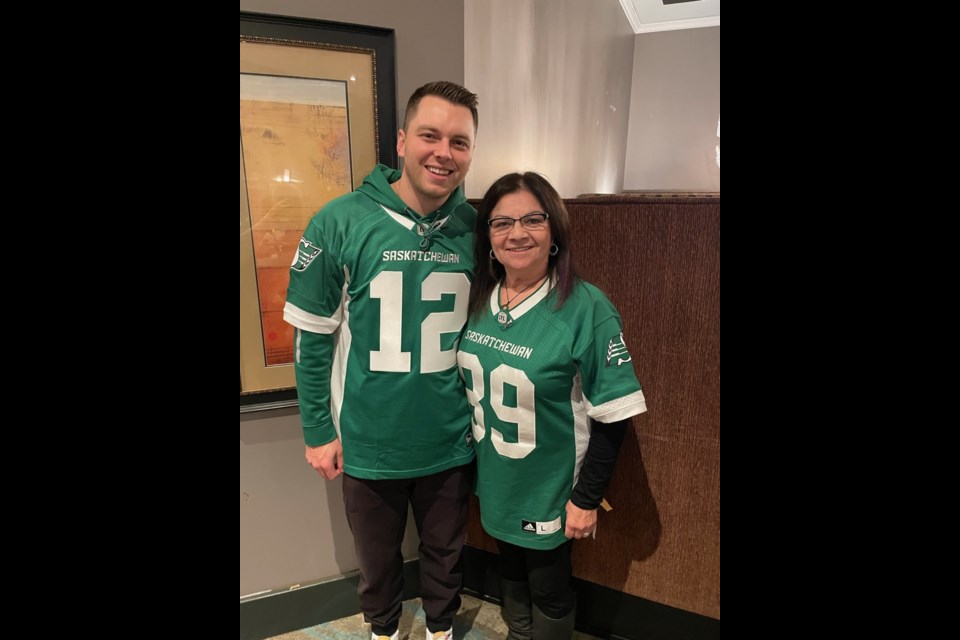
[490,249,497,260]
[549,243,559,256]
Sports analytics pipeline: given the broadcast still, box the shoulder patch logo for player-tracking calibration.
[606,332,632,367]
[521,520,537,533]
[291,238,322,272]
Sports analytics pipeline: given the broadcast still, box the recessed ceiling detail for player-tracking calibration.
[619,0,720,34]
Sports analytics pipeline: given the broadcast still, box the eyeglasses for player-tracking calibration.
[488,212,550,235]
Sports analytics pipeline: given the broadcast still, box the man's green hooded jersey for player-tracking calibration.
[285,164,476,479]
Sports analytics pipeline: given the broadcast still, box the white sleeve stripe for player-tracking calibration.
[583,390,648,422]
[283,301,342,334]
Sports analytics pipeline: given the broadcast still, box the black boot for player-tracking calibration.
[499,579,533,640]
[532,601,576,640]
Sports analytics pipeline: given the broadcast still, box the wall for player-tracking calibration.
[239,0,466,598]
[464,0,636,198]
[567,196,720,618]
[240,407,422,597]
[623,26,720,191]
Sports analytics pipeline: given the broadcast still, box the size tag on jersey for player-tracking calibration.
[520,516,561,535]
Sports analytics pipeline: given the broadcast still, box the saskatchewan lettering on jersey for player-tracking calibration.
[462,330,533,360]
[381,250,461,263]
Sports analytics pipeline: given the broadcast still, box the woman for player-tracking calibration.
[457,173,647,639]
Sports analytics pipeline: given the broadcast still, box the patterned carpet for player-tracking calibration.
[265,594,599,640]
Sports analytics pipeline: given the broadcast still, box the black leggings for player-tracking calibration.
[496,538,576,618]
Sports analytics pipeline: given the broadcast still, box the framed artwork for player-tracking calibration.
[240,12,397,410]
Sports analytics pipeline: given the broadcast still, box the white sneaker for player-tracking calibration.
[372,632,398,640]
[427,628,452,640]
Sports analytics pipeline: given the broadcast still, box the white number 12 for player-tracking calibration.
[369,271,470,373]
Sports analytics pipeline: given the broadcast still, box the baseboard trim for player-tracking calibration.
[462,545,719,640]
[240,560,421,640]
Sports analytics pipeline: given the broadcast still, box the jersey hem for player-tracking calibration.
[480,515,569,551]
[343,450,475,480]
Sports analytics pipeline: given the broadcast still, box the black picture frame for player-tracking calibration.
[240,12,398,411]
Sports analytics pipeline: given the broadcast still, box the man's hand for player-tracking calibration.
[305,440,344,480]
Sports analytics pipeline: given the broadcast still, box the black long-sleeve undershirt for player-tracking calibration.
[569,418,630,510]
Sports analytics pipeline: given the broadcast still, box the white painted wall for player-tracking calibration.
[464,0,636,198]
[623,26,720,191]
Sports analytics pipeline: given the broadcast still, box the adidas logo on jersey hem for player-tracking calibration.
[520,517,561,534]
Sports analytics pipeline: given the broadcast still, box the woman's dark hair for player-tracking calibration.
[468,172,581,319]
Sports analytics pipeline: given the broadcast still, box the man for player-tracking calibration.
[284,81,479,640]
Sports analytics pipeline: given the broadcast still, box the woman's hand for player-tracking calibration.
[564,500,597,540]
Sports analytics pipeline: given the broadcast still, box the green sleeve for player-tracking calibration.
[294,328,339,447]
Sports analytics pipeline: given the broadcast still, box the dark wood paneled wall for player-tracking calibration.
[465,195,720,619]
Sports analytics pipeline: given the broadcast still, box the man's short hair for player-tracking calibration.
[403,81,479,132]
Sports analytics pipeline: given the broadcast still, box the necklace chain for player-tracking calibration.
[501,274,547,310]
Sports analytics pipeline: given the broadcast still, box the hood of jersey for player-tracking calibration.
[358,163,469,223]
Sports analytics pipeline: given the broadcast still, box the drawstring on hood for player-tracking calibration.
[415,216,450,249]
